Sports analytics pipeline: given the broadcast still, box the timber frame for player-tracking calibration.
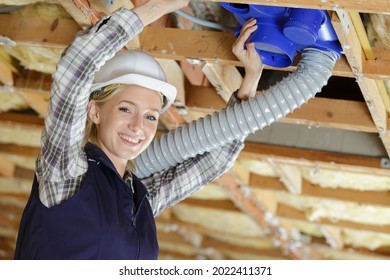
[0,0,390,260]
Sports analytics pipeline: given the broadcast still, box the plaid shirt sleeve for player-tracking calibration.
[36,8,144,207]
[141,94,245,217]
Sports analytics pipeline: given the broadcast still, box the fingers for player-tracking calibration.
[239,18,258,41]
[232,18,258,55]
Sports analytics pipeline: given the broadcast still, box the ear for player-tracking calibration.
[88,100,100,124]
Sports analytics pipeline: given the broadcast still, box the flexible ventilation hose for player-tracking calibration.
[134,48,338,178]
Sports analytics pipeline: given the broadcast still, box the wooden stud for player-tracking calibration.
[201,62,242,103]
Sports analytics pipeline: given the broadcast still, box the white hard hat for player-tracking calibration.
[91,50,176,112]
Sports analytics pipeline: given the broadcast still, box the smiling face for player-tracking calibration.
[88,85,162,175]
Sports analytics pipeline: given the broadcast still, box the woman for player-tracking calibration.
[14,0,262,259]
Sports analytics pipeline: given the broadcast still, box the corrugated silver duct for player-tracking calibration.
[134,48,338,178]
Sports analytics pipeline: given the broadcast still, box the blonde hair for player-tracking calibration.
[83,85,136,172]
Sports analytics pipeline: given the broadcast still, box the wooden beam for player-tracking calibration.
[282,98,377,133]
[364,48,390,80]
[186,94,377,133]
[0,14,81,48]
[61,0,135,25]
[140,27,237,63]
[0,113,43,148]
[219,173,308,259]
[277,203,390,234]
[60,0,99,28]
[320,226,344,249]
[201,63,242,103]
[185,83,226,111]
[139,27,358,78]
[0,112,44,127]
[157,58,186,107]
[14,70,52,91]
[312,243,390,260]
[157,216,276,245]
[159,107,187,130]
[241,142,390,176]
[0,227,17,239]
[249,173,390,207]
[15,89,49,118]
[61,0,139,49]
[0,154,15,178]
[331,11,390,157]
[269,162,302,194]
[2,16,388,80]
[206,0,390,14]
[0,177,32,196]
[0,59,13,86]
[349,12,390,115]
[181,198,239,212]
[0,144,40,158]
[202,235,287,259]
[157,216,284,259]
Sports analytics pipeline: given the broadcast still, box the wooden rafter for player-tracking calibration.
[15,88,49,118]
[249,173,390,207]
[206,0,390,14]
[0,113,44,148]
[201,63,242,102]
[0,0,390,261]
[1,15,389,81]
[277,203,390,234]
[0,59,14,86]
[219,173,309,259]
[241,142,390,176]
[331,11,390,157]
[60,0,140,49]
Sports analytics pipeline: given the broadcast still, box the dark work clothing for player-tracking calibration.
[14,143,158,260]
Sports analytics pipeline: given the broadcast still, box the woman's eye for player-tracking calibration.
[119,107,131,113]
[146,115,158,121]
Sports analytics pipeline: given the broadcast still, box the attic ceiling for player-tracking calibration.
[0,0,390,260]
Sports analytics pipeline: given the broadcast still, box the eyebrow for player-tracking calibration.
[118,100,161,114]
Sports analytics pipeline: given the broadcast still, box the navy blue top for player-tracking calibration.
[14,143,158,260]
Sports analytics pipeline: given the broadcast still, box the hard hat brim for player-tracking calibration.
[90,73,176,112]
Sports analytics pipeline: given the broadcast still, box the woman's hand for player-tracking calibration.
[232,18,263,100]
[134,0,191,26]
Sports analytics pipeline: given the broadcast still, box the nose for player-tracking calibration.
[128,113,143,132]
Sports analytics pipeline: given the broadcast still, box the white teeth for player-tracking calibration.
[119,134,140,144]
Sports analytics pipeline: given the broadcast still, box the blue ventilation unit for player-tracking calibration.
[220,3,342,68]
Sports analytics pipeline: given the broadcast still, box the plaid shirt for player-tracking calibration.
[36,8,244,215]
